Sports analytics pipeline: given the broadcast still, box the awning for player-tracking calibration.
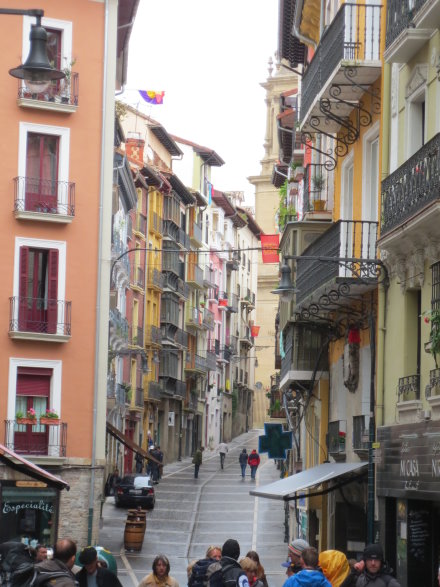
[106,422,161,465]
[250,461,367,501]
[0,443,69,491]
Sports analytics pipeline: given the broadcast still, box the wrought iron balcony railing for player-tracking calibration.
[300,3,382,124]
[191,221,203,244]
[296,220,379,304]
[9,297,72,336]
[303,164,330,215]
[145,324,162,346]
[426,368,440,398]
[386,0,428,48]
[202,308,215,330]
[129,325,144,347]
[130,265,145,289]
[17,72,79,107]
[4,420,67,457]
[175,379,186,399]
[398,374,420,401]
[135,387,144,408]
[187,264,204,288]
[177,227,190,250]
[186,306,203,328]
[353,415,369,451]
[186,392,198,412]
[150,211,163,234]
[14,177,75,217]
[381,133,440,236]
[206,351,217,371]
[147,381,162,401]
[328,420,347,455]
[175,327,188,347]
[227,293,239,313]
[147,267,164,290]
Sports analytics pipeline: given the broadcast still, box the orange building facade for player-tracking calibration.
[0,0,138,546]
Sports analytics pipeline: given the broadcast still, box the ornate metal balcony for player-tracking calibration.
[202,308,215,330]
[186,391,198,412]
[130,266,145,290]
[381,133,440,237]
[398,374,420,401]
[186,306,204,329]
[177,227,190,249]
[303,164,331,215]
[145,324,162,346]
[9,297,72,340]
[150,211,163,235]
[129,325,144,347]
[295,220,379,312]
[147,267,164,290]
[5,420,67,457]
[109,308,129,350]
[300,3,382,144]
[147,381,162,402]
[135,387,144,408]
[175,379,186,399]
[14,177,75,219]
[187,263,204,288]
[17,73,79,111]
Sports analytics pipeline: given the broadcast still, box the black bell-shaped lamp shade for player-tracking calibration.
[271,262,299,302]
[9,24,65,93]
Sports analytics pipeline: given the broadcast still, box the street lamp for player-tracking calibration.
[271,262,299,302]
[3,8,65,92]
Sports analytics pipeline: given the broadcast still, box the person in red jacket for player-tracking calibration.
[248,449,260,480]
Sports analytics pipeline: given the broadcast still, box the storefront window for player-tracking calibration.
[0,484,58,546]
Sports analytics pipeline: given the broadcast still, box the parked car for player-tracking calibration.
[114,474,155,509]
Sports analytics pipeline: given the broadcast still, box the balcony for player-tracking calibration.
[295,220,379,310]
[187,263,204,289]
[175,379,186,400]
[159,350,179,381]
[185,352,207,373]
[206,351,217,371]
[380,133,440,254]
[185,392,198,412]
[9,297,71,342]
[146,381,162,402]
[108,382,126,405]
[145,324,162,346]
[241,289,255,310]
[239,327,254,349]
[226,251,240,271]
[175,327,188,347]
[134,213,147,236]
[109,308,129,350]
[134,387,144,409]
[161,295,180,328]
[14,177,75,223]
[227,293,239,313]
[177,227,190,250]
[146,267,164,291]
[150,211,163,235]
[130,266,145,290]
[398,374,420,401]
[129,325,144,347]
[300,3,382,134]
[385,0,440,62]
[280,324,329,390]
[353,415,370,454]
[328,420,347,458]
[16,73,79,113]
[204,266,216,287]
[4,420,67,457]
[202,308,215,331]
[186,306,204,330]
[190,221,203,246]
[226,334,238,354]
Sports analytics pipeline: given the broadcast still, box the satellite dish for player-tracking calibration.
[255,382,263,390]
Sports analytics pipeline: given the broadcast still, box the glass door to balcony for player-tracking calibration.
[340,159,354,277]
[25,133,59,213]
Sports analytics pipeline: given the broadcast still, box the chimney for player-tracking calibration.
[126,132,145,164]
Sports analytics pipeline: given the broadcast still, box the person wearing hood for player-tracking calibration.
[285,547,331,587]
[353,544,400,587]
[318,551,350,587]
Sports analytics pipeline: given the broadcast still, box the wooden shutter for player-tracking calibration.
[47,249,59,334]
[18,247,29,331]
[17,368,51,397]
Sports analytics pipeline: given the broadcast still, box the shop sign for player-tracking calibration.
[377,420,440,497]
[3,500,54,514]
[16,481,47,488]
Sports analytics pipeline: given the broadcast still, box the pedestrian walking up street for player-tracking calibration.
[138,555,179,587]
[188,545,222,587]
[239,449,248,479]
[248,449,260,480]
[193,446,204,479]
[213,539,249,587]
[218,441,228,469]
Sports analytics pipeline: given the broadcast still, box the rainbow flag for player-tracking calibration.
[138,90,165,105]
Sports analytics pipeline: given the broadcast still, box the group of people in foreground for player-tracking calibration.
[139,538,400,587]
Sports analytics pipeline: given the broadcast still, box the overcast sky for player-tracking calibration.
[123,0,278,204]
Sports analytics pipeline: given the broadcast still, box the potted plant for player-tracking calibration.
[16,408,37,425]
[60,58,76,103]
[40,408,60,426]
[312,174,326,211]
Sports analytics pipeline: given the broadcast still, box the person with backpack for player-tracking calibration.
[193,446,204,479]
[207,539,249,587]
[247,450,260,481]
[350,544,400,587]
[188,545,222,587]
[239,449,248,479]
[36,539,78,587]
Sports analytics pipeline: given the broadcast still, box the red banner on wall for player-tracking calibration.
[261,234,280,263]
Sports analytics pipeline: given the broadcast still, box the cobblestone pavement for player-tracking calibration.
[99,429,289,587]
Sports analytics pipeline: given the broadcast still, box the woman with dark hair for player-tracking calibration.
[138,555,179,587]
[245,551,268,587]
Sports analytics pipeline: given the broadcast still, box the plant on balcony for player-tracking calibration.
[40,408,60,426]
[422,309,440,367]
[278,181,297,230]
[16,408,37,425]
[312,174,326,211]
[269,399,281,415]
[60,58,76,103]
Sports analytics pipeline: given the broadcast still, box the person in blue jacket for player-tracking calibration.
[284,547,331,587]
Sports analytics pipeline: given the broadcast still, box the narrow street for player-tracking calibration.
[100,429,288,587]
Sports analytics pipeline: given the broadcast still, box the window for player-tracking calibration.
[406,65,428,158]
[19,247,59,334]
[18,122,70,213]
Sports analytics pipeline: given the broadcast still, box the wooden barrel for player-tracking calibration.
[124,521,146,551]
[127,509,147,531]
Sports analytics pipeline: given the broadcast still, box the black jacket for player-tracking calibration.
[76,566,122,587]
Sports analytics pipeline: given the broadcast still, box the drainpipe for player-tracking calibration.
[88,0,111,544]
[292,0,317,49]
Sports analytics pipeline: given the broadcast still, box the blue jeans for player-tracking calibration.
[194,464,200,478]
[250,465,258,480]
[240,464,247,477]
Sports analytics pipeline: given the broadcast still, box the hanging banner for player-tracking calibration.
[261,234,280,263]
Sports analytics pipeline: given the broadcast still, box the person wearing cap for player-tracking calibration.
[76,546,122,587]
[284,547,331,586]
[352,544,400,587]
[287,539,310,574]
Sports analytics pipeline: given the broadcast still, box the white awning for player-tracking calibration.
[250,461,367,500]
